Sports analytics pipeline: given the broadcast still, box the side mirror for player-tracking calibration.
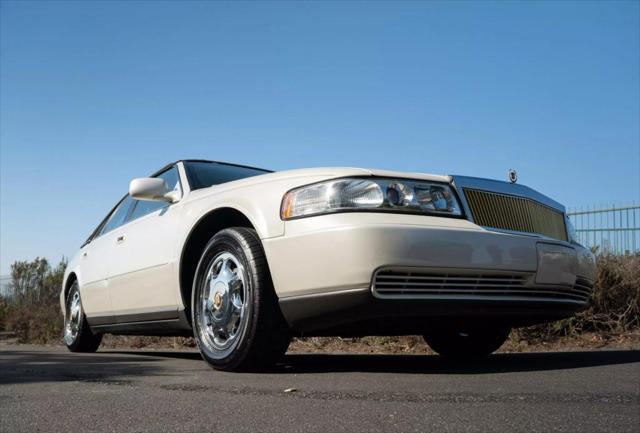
[129,178,178,203]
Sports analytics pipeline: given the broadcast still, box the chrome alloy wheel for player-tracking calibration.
[64,290,82,346]
[197,251,250,358]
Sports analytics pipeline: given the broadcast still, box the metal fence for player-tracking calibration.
[567,204,640,255]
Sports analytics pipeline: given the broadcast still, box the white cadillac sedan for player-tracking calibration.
[61,160,596,371]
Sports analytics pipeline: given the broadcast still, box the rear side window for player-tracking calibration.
[128,166,181,221]
[100,196,135,235]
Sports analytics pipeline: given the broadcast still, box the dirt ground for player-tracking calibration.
[288,332,640,354]
[63,331,640,355]
[3,330,638,354]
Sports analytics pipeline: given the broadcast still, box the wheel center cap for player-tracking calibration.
[213,292,223,309]
[212,281,227,310]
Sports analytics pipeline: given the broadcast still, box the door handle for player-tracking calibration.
[116,235,126,244]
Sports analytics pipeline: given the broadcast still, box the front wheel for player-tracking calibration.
[64,282,102,352]
[423,325,510,360]
[192,227,291,371]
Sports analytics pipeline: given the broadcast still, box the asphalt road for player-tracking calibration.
[1,345,639,433]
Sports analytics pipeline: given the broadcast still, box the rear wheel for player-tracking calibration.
[423,325,510,359]
[192,227,291,371]
[64,282,102,352]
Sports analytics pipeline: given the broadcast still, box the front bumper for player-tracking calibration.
[262,213,596,334]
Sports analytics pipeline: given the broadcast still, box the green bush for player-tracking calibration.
[1,257,66,343]
[514,253,640,342]
[0,297,8,332]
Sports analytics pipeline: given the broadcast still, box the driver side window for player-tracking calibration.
[100,195,135,236]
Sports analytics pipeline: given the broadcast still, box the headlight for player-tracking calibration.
[565,215,580,244]
[281,177,462,220]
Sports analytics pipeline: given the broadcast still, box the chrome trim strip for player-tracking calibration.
[371,293,587,305]
[87,309,178,326]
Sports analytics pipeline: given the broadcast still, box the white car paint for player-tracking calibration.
[62,165,380,320]
[61,161,596,335]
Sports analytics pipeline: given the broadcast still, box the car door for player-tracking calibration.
[80,195,136,324]
[106,165,183,323]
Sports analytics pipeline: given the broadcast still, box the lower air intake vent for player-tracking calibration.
[372,269,591,303]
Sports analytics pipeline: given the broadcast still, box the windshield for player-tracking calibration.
[184,161,271,190]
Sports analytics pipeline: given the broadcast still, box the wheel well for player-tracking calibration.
[179,207,255,325]
[64,273,78,301]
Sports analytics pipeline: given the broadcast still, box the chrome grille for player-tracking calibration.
[464,188,568,241]
[372,269,591,303]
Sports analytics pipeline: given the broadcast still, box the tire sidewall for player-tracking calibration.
[192,229,262,369]
[64,282,86,351]
[424,326,511,359]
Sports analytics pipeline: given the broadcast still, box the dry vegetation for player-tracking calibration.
[1,254,639,353]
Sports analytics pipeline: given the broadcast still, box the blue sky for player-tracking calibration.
[1,0,639,274]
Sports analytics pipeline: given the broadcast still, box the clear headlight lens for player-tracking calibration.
[281,178,462,220]
[281,179,384,219]
[566,216,580,244]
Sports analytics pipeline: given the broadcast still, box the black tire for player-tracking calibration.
[423,325,510,360]
[192,227,291,371]
[64,282,102,353]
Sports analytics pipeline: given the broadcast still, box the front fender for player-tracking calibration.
[179,173,340,240]
[60,252,84,317]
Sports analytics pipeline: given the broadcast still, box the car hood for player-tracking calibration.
[263,167,451,183]
[185,166,452,200]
